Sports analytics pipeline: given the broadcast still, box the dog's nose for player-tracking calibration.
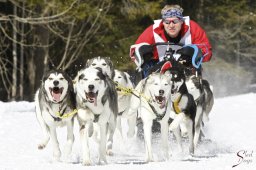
[53,80,59,86]
[159,90,164,95]
[88,85,94,91]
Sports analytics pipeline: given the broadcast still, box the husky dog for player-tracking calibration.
[86,56,115,79]
[127,72,172,162]
[35,69,76,161]
[185,75,214,139]
[167,64,197,155]
[74,67,118,165]
[113,69,136,138]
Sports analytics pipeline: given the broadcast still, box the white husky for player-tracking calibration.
[74,67,118,165]
[86,56,115,79]
[113,69,137,138]
[35,70,76,161]
[127,72,172,162]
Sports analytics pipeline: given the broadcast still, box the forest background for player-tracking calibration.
[0,0,255,101]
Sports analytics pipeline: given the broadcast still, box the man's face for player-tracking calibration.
[163,17,183,38]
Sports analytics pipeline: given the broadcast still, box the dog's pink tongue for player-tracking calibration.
[52,92,61,102]
[160,98,166,109]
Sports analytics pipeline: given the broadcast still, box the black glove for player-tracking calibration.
[176,46,194,67]
[138,45,154,63]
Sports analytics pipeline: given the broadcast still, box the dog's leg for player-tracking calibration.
[180,123,188,137]
[126,92,141,118]
[172,126,183,153]
[98,123,107,164]
[127,113,137,138]
[49,127,61,161]
[161,121,170,160]
[106,114,116,156]
[186,119,195,155]
[63,119,74,159]
[116,116,123,138]
[143,120,153,162]
[36,108,50,150]
[169,112,185,131]
[194,105,203,148]
[80,122,92,166]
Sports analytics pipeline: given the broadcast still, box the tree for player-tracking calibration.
[0,0,113,100]
[204,0,256,65]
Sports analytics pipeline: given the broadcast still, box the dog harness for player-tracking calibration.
[56,109,78,119]
[148,103,168,121]
[172,94,182,114]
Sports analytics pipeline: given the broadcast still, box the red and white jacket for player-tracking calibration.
[130,17,212,64]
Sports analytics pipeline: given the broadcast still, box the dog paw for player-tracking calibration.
[82,160,92,166]
[145,158,154,163]
[53,149,61,162]
[53,156,61,162]
[38,144,46,150]
[106,149,113,156]
[163,153,170,161]
[98,158,107,165]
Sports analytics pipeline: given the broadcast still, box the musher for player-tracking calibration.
[129,4,212,79]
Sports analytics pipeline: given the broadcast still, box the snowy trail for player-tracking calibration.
[0,93,256,170]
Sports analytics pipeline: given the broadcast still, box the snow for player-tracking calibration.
[0,93,256,170]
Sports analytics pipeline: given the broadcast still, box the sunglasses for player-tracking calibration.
[163,19,181,24]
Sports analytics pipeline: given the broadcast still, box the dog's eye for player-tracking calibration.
[118,76,122,79]
[95,78,100,81]
[59,77,64,80]
[102,63,107,66]
[92,63,96,66]
[83,78,88,81]
[154,83,158,85]
[48,78,53,80]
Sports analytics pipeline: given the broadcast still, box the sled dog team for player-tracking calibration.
[35,56,214,165]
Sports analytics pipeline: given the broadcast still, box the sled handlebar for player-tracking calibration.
[151,42,184,47]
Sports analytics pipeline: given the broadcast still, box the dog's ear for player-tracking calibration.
[85,58,92,68]
[45,60,58,73]
[105,57,115,78]
[145,74,155,85]
[105,57,113,68]
[135,78,146,92]
[61,71,77,108]
[123,71,134,88]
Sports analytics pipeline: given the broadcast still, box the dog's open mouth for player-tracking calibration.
[154,95,166,108]
[50,87,64,102]
[85,91,98,104]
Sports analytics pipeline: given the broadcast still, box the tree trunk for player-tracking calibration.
[11,5,17,101]
[19,2,25,100]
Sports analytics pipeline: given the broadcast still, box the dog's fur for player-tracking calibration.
[127,72,172,162]
[113,69,137,138]
[168,65,197,155]
[35,69,76,161]
[186,75,214,140]
[74,67,118,165]
[86,56,115,79]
